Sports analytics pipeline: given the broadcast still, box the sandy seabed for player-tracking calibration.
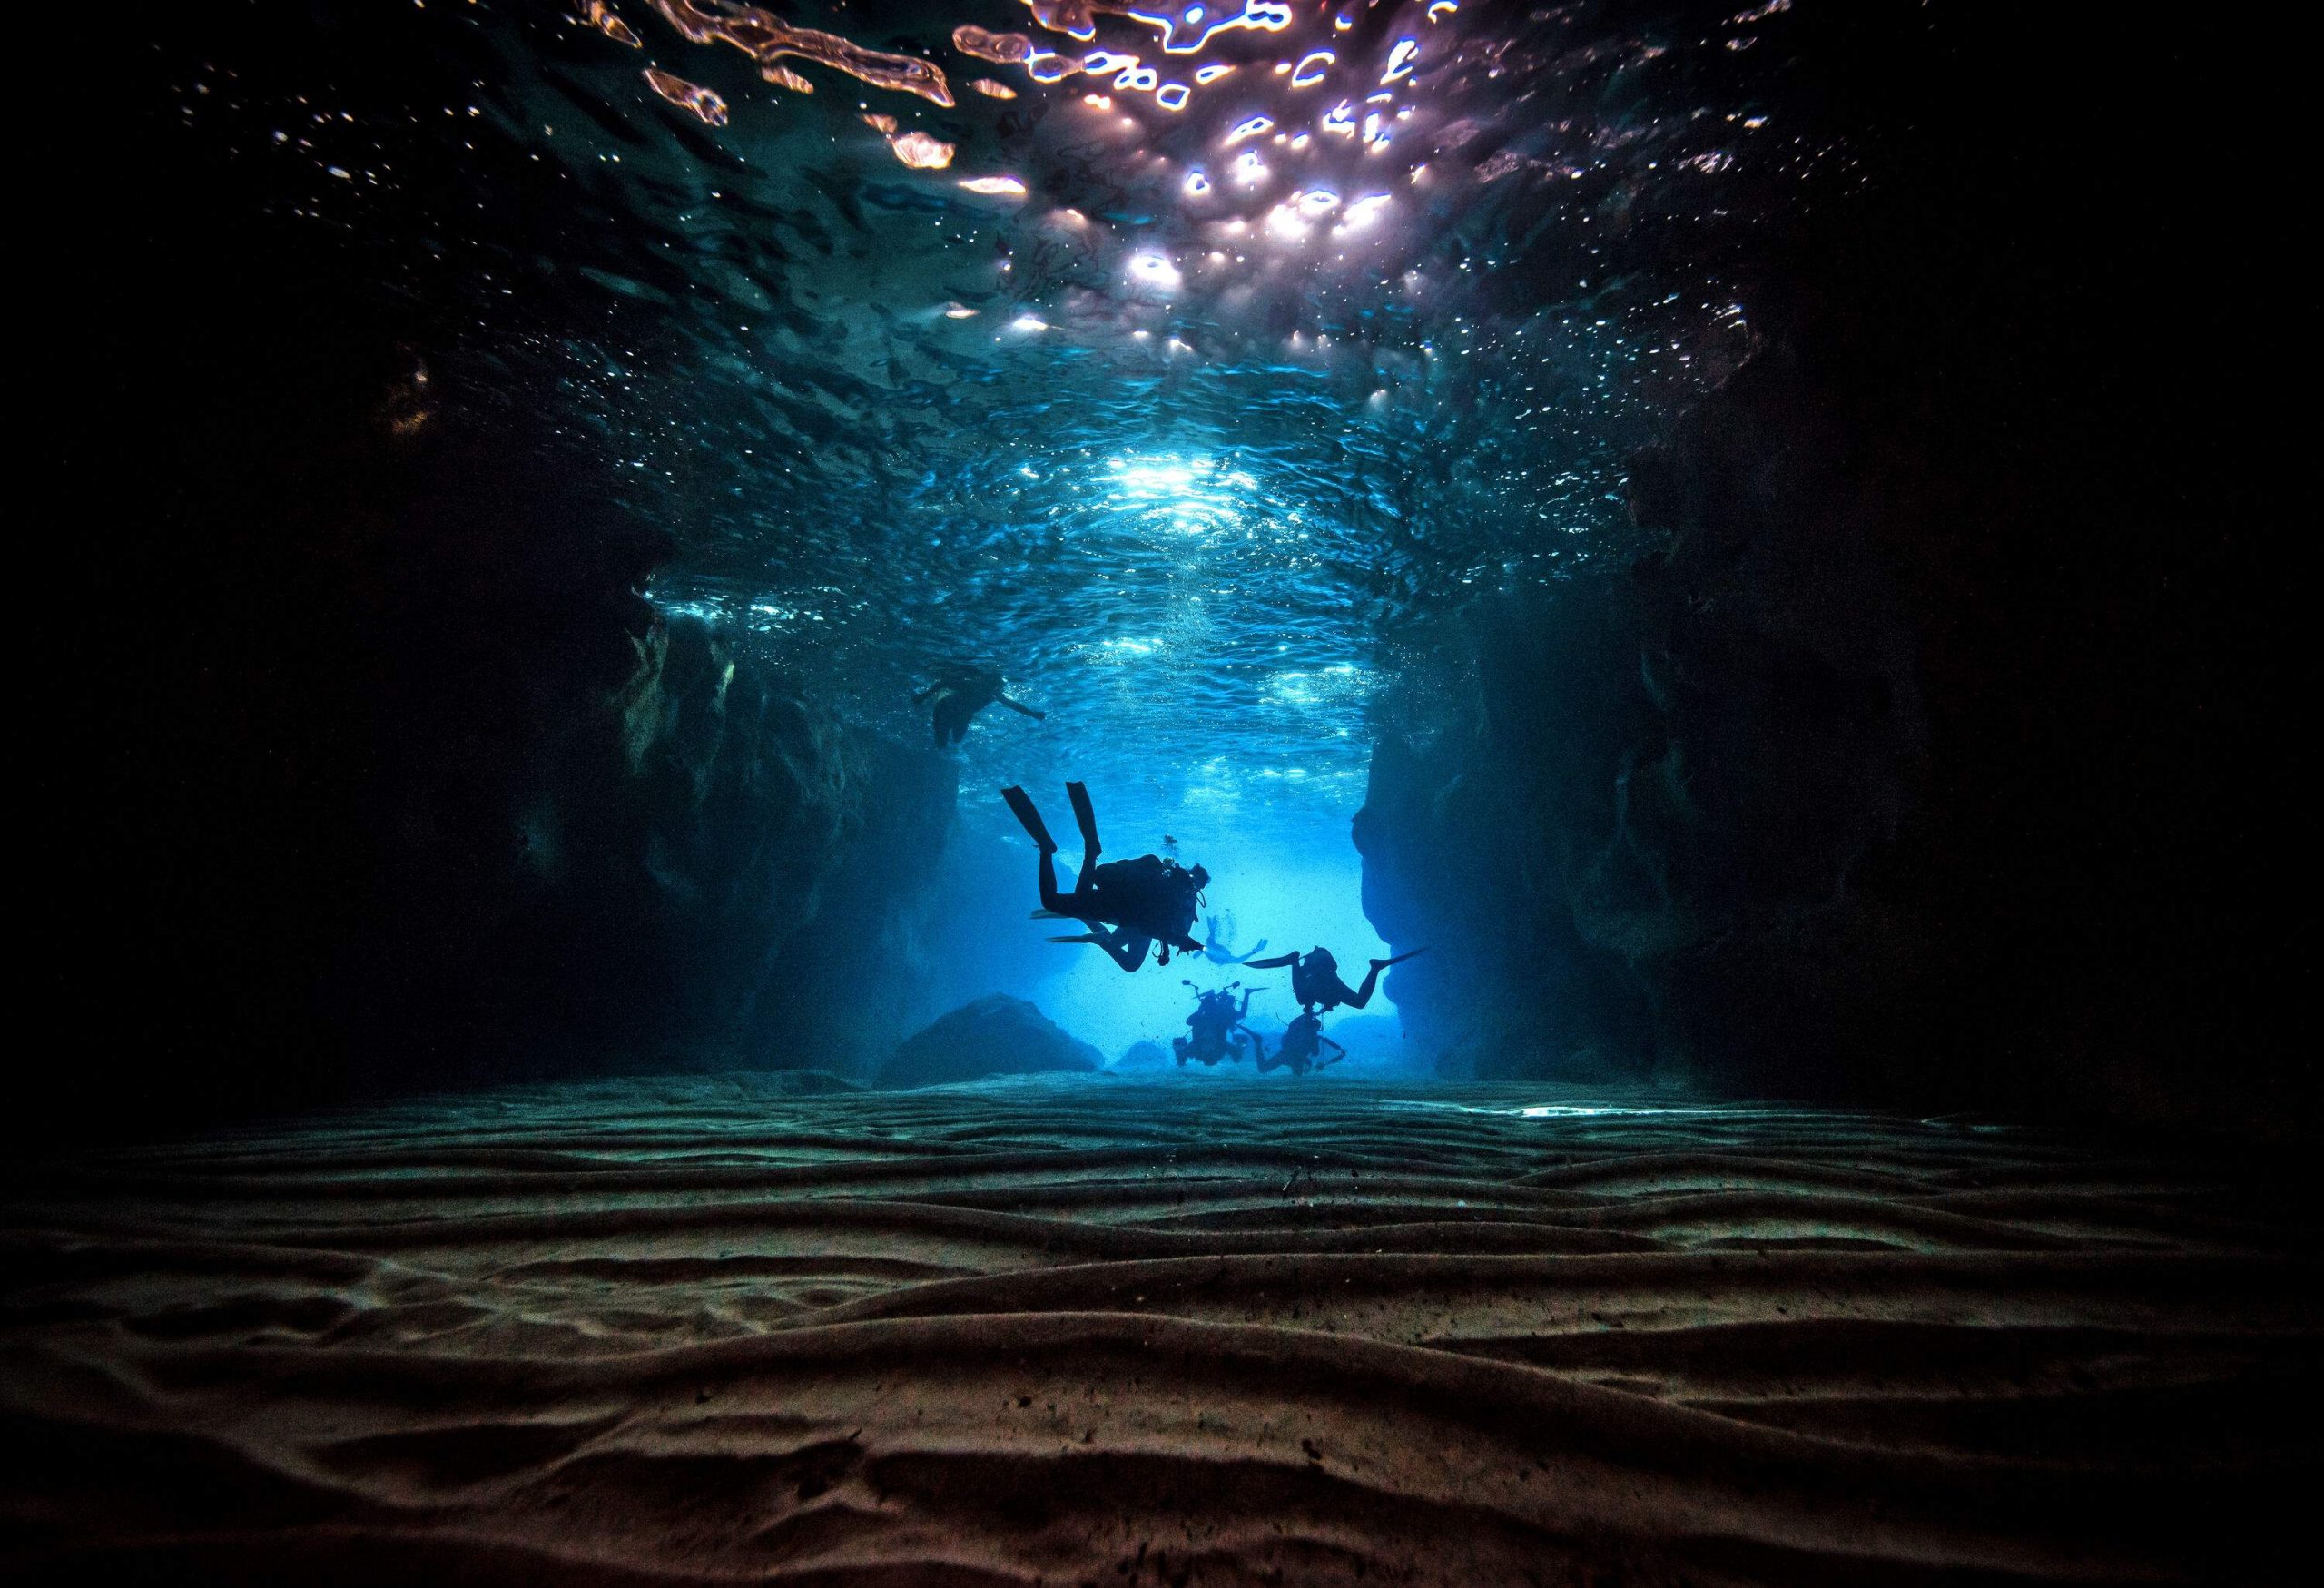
[3,1071,2313,1585]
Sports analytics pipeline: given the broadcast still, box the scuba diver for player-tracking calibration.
[1002,782,1208,972]
[914,665,1044,748]
[1246,945,1428,1014]
[1198,912,1270,966]
[1173,981,1258,1067]
[1256,1009,1344,1078]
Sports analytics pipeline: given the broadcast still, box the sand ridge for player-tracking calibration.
[3,1074,2312,1583]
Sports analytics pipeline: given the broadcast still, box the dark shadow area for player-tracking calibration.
[33,12,1043,1143]
[1356,5,2298,1129]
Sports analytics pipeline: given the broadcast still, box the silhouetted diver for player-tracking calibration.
[914,665,1043,748]
[1198,912,1270,966]
[1173,981,1257,1066]
[1256,1009,1344,1077]
[1245,945,1426,1013]
[1002,782,1207,972]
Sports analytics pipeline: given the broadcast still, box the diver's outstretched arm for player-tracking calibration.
[998,695,1045,719]
[1321,1035,1347,1058]
[1246,952,1299,970]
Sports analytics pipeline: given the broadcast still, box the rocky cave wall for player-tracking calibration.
[38,225,1013,1142]
[1356,35,2296,1129]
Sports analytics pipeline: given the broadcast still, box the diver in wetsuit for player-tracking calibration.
[1002,782,1208,972]
[1173,981,1257,1066]
[914,665,1044,748]
[1245,945,1427,1014]
[1198,912,1270,966]
[1256,1009,1344,1077]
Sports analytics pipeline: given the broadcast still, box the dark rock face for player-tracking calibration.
[1361,348,1935,1099]
[1354,10,2296,1131]
[1360,315,2289,1129]
[331,603,967,1088]
[1117,1041,1173,1070]
[878,996,1102,1090]
[39,248,984,1136]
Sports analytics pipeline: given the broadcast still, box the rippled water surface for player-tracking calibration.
[166,0,1857,823]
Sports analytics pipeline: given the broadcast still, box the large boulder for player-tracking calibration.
[877,996,1102,1090]
[1115,1040,1173,1070]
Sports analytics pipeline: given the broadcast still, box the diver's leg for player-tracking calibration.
[1246,952,1298,970]
[1039,853,1072,913]
[1006,788,1075,911]
[1343,948,1427,1010]
[1098,933,1150,972]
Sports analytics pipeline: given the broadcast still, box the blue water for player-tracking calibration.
[157,0,1837,1056]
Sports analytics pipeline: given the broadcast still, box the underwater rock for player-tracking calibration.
[38,252,975,1132]
[1115,1040,1172,1070]
[1360,275,2290,1127]
[876,995,1102,1089]
[1357,340,1954,1099]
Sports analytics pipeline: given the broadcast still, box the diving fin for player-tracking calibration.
[1066,779,1101,857]
[1000,785,1058,853]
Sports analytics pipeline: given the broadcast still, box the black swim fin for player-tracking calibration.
[1000,785,1057,853]
[1065,780,1101,857]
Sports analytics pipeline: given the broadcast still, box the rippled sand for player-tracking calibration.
[4,1073,2311,1584]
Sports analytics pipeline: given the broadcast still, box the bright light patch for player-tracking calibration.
[1290,50,1334,88]
[1384,38,1419,84]
[1321,101,1356,136]
[1225,115,1275,145]
[958,174,1028,196]
[1183,168,1213,196]
[1128,252,1183,291]
[889,131,954,170]
[1010,313,1049,331]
